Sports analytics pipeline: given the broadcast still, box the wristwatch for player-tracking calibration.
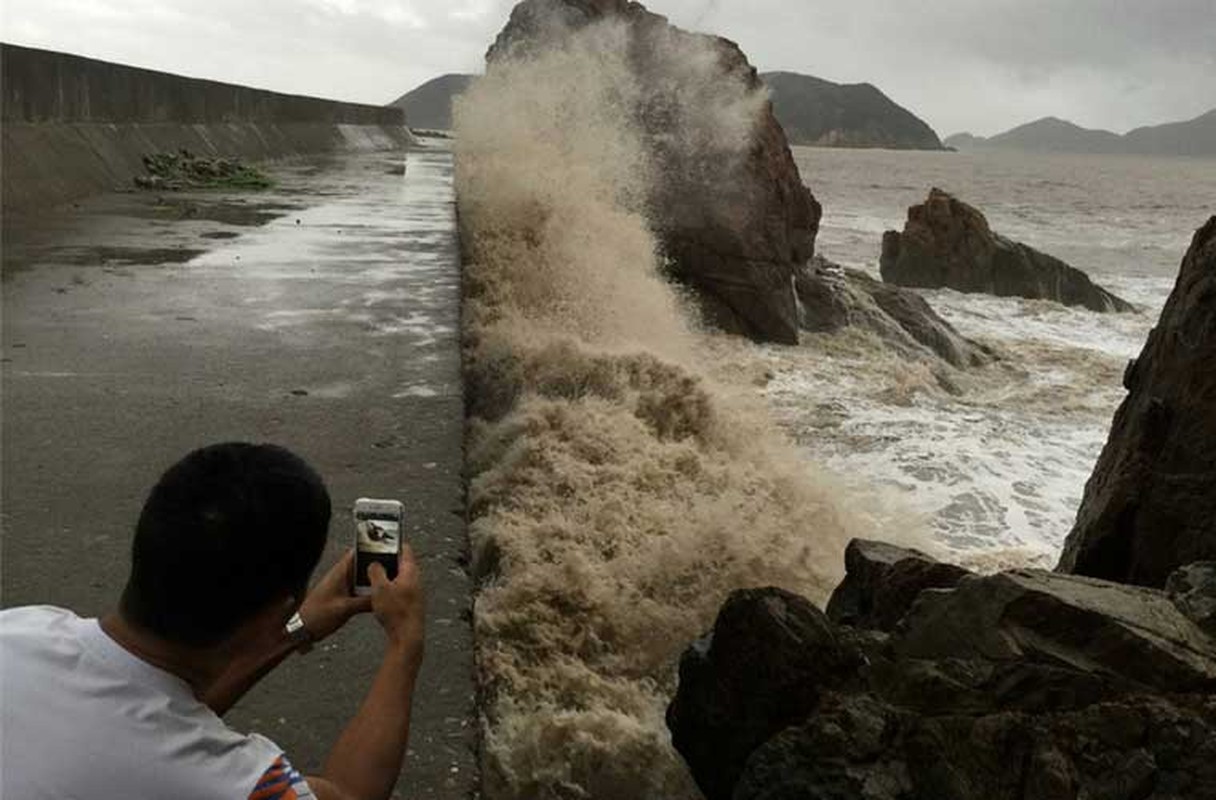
[285,612,314,654]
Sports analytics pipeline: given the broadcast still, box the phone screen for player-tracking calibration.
[354,511,401,590]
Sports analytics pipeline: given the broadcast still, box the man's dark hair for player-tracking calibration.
[120,443,331,646]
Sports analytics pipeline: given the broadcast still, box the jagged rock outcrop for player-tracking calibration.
[1167,562,1216,636]
[665,588,861,800]
[486,0,820,344]
[824,538,970,630]
[881,188,1134,313]
[668,542,1216,800]
[734,692,1216,800]
[796,256,995,369]
[1058,218,1216,587]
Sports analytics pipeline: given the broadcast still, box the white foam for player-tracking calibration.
[393,384,441,398]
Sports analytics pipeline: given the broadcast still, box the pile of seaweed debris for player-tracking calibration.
[133,151,273,191]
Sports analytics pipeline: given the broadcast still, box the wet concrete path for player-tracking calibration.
[1,144,477,798]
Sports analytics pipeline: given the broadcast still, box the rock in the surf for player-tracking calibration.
[1167,562,1216,636]
[1058,217,1216,587]
[665,587,863,800]
[891,569,1216,692]
[796,256,996,369]
[668,557,1216,800]
[880,188,1134,312]
[487,0,820,345]
[733,691,1216,800]
[824,538,970,630]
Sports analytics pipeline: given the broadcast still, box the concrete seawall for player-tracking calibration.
[2,44,413,212]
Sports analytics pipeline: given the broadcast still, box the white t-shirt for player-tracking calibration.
[0,606,314,800]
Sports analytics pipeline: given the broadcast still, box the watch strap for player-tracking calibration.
[285,611,314,654]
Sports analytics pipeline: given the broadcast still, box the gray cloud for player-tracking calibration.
[2,0,1213,136]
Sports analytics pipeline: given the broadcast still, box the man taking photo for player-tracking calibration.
[0,442,426,800]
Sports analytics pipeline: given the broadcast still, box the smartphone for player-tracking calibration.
[352,498,404,596]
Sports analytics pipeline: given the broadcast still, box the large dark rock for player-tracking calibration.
[665,588,860,800]
[487,0,820,345]
[825,539,971,631]
[668,556,1216,800]
[892,570,1216,698]
[880,188,1134,313]
[1058,218,1216,587]
[735,692,1216,800]
[796,258,996,369]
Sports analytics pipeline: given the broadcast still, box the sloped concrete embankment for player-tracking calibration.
[1,43,414,212]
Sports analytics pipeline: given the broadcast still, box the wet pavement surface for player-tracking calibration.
[1,144,477,798]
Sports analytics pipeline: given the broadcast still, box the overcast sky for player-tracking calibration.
[3,0,1214,136]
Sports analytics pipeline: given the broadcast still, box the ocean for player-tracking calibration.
[754,147,1216,566]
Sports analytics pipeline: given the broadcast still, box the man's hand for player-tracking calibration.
[368,545,425,661]
[299,550,372,642]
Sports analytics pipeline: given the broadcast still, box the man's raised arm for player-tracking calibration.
[308,546,426,800]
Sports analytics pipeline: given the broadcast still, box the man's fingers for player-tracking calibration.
[336,549,356,588]
[347,594,374,614]
[326,550,355,585]
[368,562,388,587]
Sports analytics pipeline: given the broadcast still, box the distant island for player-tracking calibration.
[945,110,1216,157]
[389,70,944,151]
[389,73,476,131]
[760,72,944,151]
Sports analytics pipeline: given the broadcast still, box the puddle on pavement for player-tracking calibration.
[55,246,207,266]
[144,198,298,226]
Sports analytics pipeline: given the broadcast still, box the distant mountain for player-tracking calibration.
[987,117,1125,153]
[392,69,946,149]
[945,110,1216,156]
[389,74,476,131]
[1124,109,1216,157]
[760,71,944,151]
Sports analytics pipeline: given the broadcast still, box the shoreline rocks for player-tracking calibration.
[668,541,1216,800]
[1058,217,1216,587]
[487,0,820,345]
[665,588,860,800]
[880,188,1134,313]
[796,256,996,370]
[1167,563,1216,636]
[824,538,970,630]
[668,219,1216,799]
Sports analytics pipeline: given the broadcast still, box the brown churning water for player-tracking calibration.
[454,20,892,799]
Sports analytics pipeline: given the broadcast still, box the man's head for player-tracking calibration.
[120,443,331,647]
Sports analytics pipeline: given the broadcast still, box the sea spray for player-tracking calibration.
[455,20,888,798]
